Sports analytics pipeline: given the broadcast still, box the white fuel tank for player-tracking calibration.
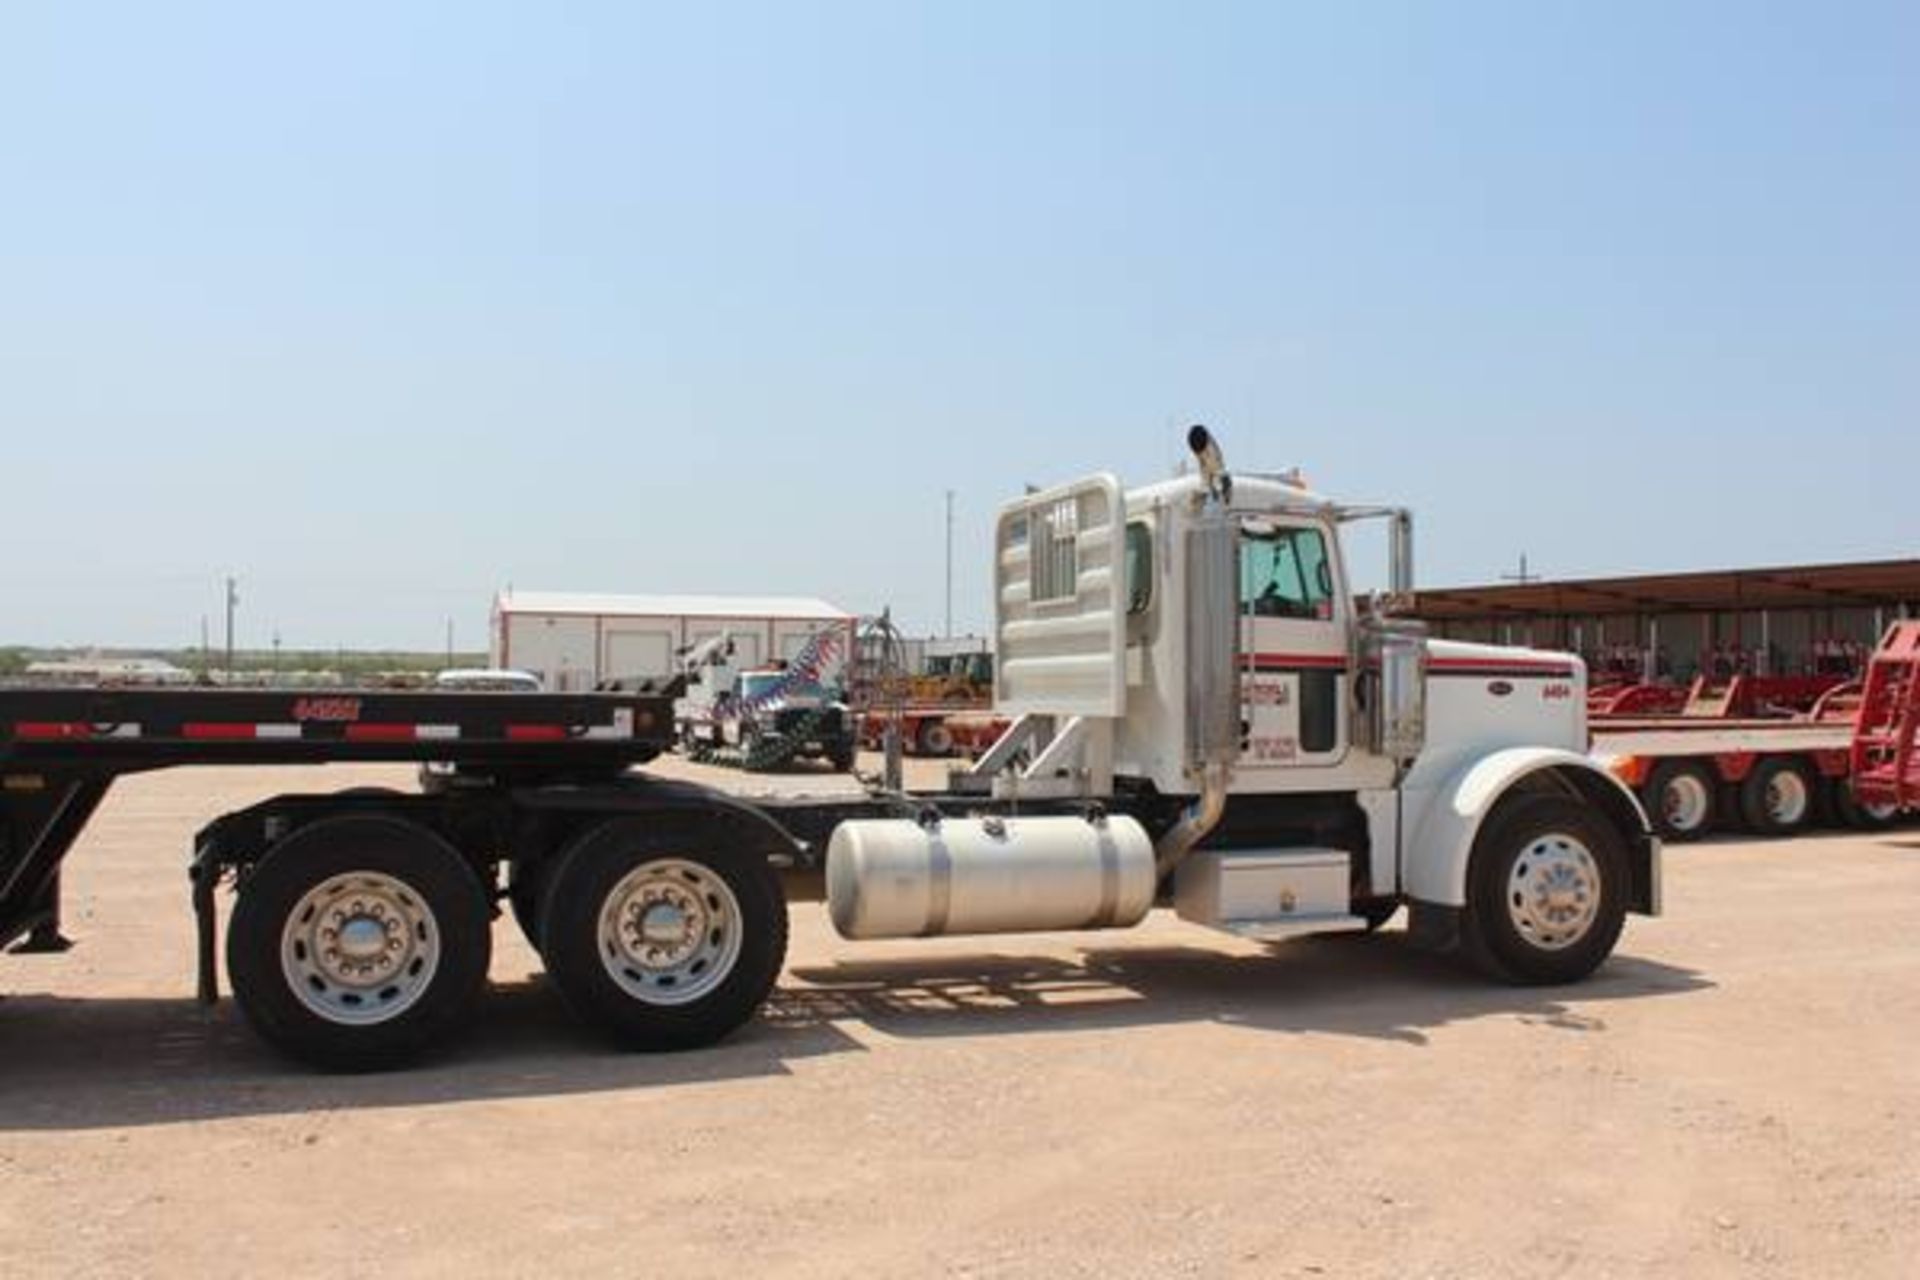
[826,814,1158,940]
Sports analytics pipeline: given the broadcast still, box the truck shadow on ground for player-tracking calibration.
[773,933,1710,1046]
[0,930,1709,1133]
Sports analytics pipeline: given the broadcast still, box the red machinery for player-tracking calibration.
[1850,622,1920,811]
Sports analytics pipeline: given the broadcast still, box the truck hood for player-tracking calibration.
[1424,638,1584,679]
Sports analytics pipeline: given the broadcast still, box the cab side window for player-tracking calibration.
[1241,526,1335,620]
[1124,521,1153,615]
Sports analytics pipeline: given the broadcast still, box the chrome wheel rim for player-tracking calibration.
[598,859,743,1006]
[1765,770,1810,825]
[1507,834,1601,951]
[281,871,440,1025]
[1661,773,1711,833]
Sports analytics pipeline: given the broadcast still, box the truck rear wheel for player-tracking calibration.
[227,816,492,1071]
[1642,759,1717,842]
[1738,757,1815,836]
[1461,795,1628,986]
[538,819,787,1051]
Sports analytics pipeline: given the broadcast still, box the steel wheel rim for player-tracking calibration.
[598,859,743,1006]
[1662,773,1710,833]
[1506,834,1601,951]
[1765,770,1810,825]
[281,871,440,1025]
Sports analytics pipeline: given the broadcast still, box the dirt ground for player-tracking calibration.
[2,759,1917,1278]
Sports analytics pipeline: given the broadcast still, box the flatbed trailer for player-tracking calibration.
[1591,714,1896,841]
[0,681,1147,1070]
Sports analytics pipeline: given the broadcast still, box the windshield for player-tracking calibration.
[739,672,826,700]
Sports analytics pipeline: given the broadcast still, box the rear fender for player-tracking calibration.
[1404,747,1660,915]
[510,777,806,869]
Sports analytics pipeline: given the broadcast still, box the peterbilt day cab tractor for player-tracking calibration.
[0,428,1658,1070]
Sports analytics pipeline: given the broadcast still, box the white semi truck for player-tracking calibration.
[0,428,1658,1069]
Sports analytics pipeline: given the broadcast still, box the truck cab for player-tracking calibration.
[900,427,1659,983]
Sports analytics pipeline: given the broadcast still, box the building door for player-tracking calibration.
[604,630,674,682]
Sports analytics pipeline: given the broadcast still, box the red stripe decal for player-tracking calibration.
[182,723,258,740]
[1428,656,1573,671]
[1249,653,1350,670]
[14,722,93,740]
[345,724,418,742]
[506,725,569,742]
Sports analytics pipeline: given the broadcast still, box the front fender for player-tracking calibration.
[1403,747,1659,912]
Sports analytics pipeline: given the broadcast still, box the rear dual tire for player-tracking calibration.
[228,816,493,1072]
[537,819,788,1051]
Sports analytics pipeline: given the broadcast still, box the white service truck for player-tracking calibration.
[0,427,1658,1069]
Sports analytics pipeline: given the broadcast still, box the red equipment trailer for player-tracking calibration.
[1850,621,1920,811]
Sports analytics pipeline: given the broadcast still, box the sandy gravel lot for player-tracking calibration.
[2,761,1917,1278]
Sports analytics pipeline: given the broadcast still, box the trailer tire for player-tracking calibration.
[1641,759,1717,842]
[1738,756,1816,836]
[1828,777,1900,831]
[1460,795,1628,986]
[538,818,787,1051]
[917,720,954,757]
[227,816,492,1072]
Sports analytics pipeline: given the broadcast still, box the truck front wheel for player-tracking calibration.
[227,816,493,1071]
[539,819,787,1050]
[1461,795,1629,986]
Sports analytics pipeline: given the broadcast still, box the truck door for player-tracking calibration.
[1239,519,1348,769]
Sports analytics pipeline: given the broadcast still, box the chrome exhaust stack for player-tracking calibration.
[1156,425,1240,876]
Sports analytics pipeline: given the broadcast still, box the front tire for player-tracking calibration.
[539,819,787,1051]
[227,816,493,1071]
[1461,795,1629,985]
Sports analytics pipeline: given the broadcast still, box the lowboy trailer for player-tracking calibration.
[3,428,1662,1071]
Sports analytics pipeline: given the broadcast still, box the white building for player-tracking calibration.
[491,591,856,691]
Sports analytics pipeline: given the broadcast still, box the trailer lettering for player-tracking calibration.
[291,698,363,723]
[1542,683,1573,701]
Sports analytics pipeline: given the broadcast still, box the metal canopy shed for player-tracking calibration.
[1412,558,1920,682]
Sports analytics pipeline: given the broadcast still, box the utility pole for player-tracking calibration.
[445,617,455,669]
[199,615,210,676]
[1501,554,1540,585]
[944,489,954,640]
[223,576,239,680]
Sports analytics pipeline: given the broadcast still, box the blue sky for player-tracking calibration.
[3,2,1915,650]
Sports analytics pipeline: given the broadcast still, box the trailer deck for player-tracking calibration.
[1,684,677,953]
